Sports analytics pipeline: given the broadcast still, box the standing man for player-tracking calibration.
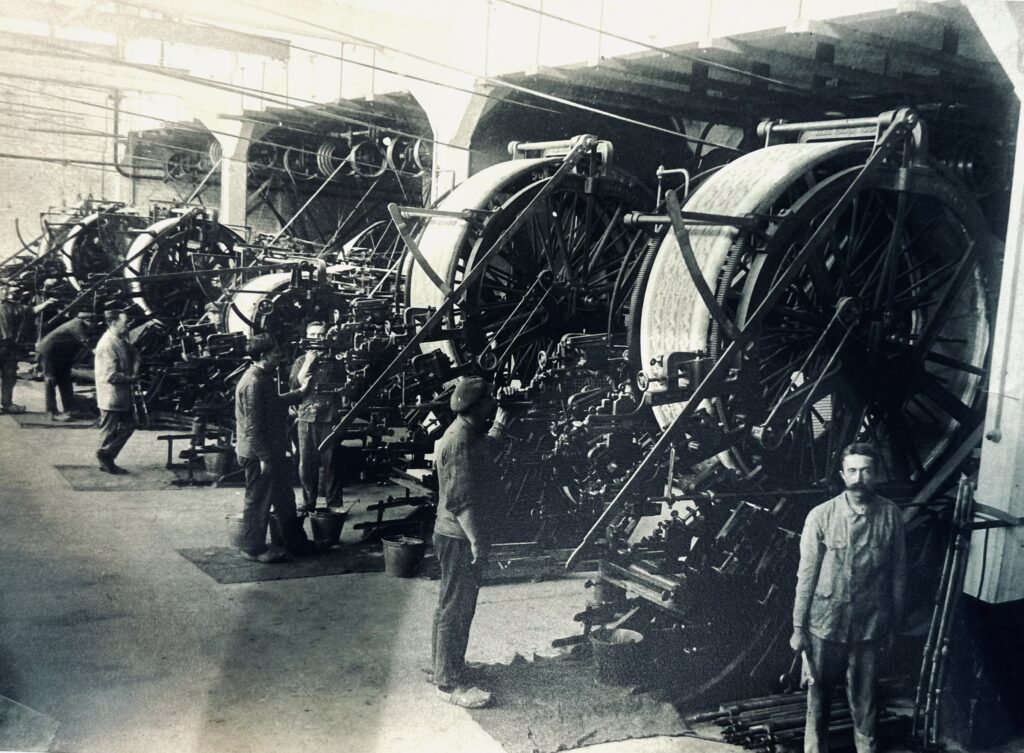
[38,311,95,421]
[0,283,57,414]
[94,304,141,474]
[290,321,345,513]
[235,333,315,563]
[791,442,907,753]
[431,377,513,709]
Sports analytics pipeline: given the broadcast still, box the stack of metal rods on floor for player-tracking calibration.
[912,477,976,749]
[687,690,908,752]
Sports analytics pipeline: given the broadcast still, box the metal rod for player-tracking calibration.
[318,135,601,453]
[266,157,347,246]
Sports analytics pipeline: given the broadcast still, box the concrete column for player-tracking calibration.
[963,1,1024,602]
[407,79,494,203]
[197,117,270,228]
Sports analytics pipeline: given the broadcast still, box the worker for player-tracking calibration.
[0,283,57,414]
[791,442,907,753]
[430,376,513,709]
[37,311,96,421]
[289,320,346,513]
[94,303,141,474]
[235,333,315,563]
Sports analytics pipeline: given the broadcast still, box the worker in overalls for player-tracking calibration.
[289,321,346,513]
[235,333,315,563]
[38,311,96,421]
[430,376,513,709]
[791,442,907,753]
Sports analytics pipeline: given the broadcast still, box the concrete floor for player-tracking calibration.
[0,381,736,753]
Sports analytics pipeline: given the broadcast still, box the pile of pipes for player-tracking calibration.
[686,691,910,752]
[912,478,976,749]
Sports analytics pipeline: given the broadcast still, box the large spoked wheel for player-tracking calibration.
[640,141,994,489]
[125,215,243,321]
[408,159,652,384]
[634,139,996,706]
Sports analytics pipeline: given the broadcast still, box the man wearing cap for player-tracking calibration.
[289,321,346,513]
[0,283,58,414]
[37,312,96,421]
[235,333,316,563]
[94,305,141,474]
[430,376,513,709]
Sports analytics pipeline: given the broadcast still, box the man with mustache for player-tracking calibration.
[791,442,907,753]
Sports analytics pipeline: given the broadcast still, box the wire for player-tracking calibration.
[0,86,429,179]
[0,37,463,156]
[222,0,742,152]
[494,0,809,93]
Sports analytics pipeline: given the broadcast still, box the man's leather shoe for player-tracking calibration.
[1,404,26,414]
[49,413,73,422]
[240,546,288,564]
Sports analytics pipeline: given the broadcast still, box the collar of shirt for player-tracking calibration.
[841,491,874,519]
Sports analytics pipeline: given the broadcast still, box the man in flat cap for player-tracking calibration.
[94,303,141,474]
[430,376,513,709]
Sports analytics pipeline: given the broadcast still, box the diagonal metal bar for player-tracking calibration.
[665,188,741,342]
[387,203,452,297]
[318,135,601,452]
[566,115,915,570]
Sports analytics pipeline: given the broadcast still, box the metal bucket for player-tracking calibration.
[382,536,424,578]
[589,627,644,685]
[226,513,245,549]
[310,509,346,547]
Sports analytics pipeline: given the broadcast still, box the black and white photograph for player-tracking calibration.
[0,1,1021,752]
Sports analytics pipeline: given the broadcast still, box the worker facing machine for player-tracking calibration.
[791,443,908,753]
[430,376,515,710]
[234,333,315,564]
[37,311,96,422]
[289,320,346,513]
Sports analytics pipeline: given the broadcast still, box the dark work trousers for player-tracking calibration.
[41,354,75,414]
[805,635,878,753]
[297,420,343,511]
[0,342,17,408]
[98,409,136,461]
[431,533,481,689]
[238,455,307,555]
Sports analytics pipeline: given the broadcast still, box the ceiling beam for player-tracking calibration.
[1,2,290,60]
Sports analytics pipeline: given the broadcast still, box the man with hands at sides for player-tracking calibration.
[791,442,907,753]
[234,334,315,564]
[430,376,514,710]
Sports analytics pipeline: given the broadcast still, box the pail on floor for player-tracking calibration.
[226,513,245,549]
[310,509,347,547]
[589,627,644,685]
[382,536,424,578]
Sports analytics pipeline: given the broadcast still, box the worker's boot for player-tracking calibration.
[49,412,72,423]
[1,403,26,414]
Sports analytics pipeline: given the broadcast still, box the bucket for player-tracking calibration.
[310,509,347,547]
[589,627,645,685]
[226,513,245,549]
[382,536,425,578]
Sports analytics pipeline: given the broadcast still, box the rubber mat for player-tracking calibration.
[0,695,59,752]
[53,464,205,491]
[8,412,96,429]
[177,543,389,584]
[466,652,689,753]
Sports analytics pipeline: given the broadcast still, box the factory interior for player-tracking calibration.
[1,1,1024,752]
